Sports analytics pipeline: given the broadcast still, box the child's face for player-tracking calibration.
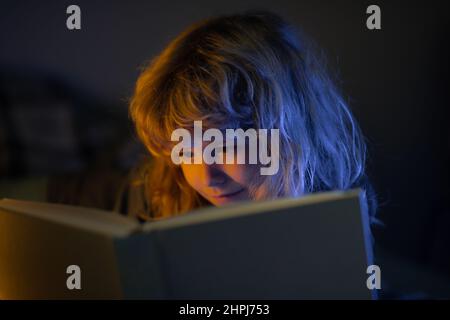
[179,138,261,206]
[181,161,258,206]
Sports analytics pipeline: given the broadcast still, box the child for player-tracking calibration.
[128,11,377,221]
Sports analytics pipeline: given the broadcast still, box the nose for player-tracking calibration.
[199,163,227,188]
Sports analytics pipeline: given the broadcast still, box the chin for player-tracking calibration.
[206,192,250,207]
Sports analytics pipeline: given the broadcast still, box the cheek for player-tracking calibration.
[221,163,259,186]
[181,163,258,191]
[180,164,202,191]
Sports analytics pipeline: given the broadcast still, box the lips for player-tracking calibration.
[210,188,245,198]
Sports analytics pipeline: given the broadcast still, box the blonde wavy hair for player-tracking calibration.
[129,11,377,219]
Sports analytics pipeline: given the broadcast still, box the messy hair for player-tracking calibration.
[130,11,377,219]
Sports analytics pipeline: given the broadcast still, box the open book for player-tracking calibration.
[0,189,375,299]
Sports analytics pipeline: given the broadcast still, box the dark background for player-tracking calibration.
[0,0,449,297]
